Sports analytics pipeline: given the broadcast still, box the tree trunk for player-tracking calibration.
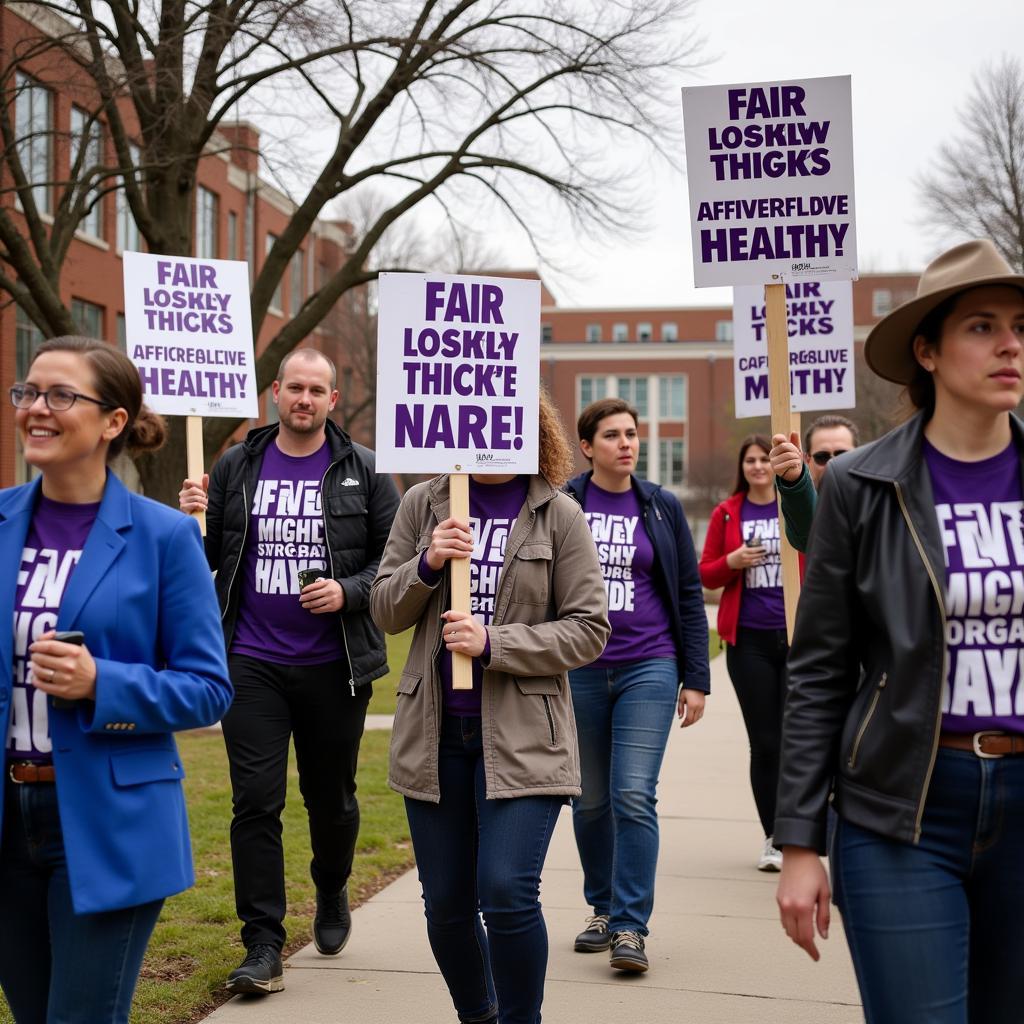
[135,416,189,506]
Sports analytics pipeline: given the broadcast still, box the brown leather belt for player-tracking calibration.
[7,762,56,784]
[938,731,1024,759]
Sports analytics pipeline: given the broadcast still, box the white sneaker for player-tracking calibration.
[757,836,783,872]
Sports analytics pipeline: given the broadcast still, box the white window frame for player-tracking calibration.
[616,375,649,420]
[70,107,103,239]
[658,438,686,489]
[577,375,609,412]
[612,322,629,342]
[658,375,688,421]
[116,143,142,253]
[637,322,652,343]
[715,319,734,342]
[267,234,283,313]
[661,322,678,342]
[872,289,893,318]
[196,186,219,259]
[15,72,52,214]
[585,323,602,343]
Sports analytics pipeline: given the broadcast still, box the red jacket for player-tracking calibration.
[700,491,804,645]
[699,492,746,645]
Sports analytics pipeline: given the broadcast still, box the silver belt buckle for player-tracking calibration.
[972,731,1005,759]
[7,762,25,784]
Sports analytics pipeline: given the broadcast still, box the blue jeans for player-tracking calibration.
[404,715,562,1024]
[0,778,164,1024]
[833,748,1024,1023]
[568,657,677,935]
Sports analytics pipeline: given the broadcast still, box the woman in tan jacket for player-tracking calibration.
[370,392,609,1024]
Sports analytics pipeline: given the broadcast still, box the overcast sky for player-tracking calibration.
[495,0,1016,310]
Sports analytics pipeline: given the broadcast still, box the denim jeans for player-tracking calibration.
[404,715,562,1024]
[0,778,164,1024]
[568,657,677,935]
[833,748,1024,1023]
[223,654,371,949]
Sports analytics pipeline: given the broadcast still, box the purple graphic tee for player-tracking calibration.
[737,496,786,631]
[9,495,98,762]
[582,483,675,666]
[231,441,346,666]
[436,476,528,716]
[924,439,1024,735]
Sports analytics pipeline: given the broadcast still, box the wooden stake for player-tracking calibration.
[764,283,801,642]
[185,415,207,536]
[448,472,473,690]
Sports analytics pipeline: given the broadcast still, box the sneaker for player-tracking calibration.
[225,944,284,995]
[609,930,648,973]
[313,885,352,956]
[573,913,611,952]
[757,836,783,872]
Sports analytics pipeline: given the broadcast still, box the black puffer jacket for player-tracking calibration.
[775,412,1024,851]
[204,420,400,688]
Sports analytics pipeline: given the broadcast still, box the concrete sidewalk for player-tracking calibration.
[204,651,862,1023]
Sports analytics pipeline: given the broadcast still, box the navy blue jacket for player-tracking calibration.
[567,473,710,693]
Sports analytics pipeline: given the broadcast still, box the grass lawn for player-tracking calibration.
[0,728,411,1024]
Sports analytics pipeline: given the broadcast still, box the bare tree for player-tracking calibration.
[1,0,701,503]
[918,56,1024,271]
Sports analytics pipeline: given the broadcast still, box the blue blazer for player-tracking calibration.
[0,472,233,914]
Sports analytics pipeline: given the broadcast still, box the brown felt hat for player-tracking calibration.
[865,240,1024,385]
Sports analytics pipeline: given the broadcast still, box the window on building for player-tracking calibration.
[715,319,734,342]
[15,308,45,483]
[116,143,141,253]
[195,186,218,258]
[265,388,279,424]
[317,262,329,291]
[291,250,305,312]
[116,313,127,351]
[659,439,686,488]
[578,376,608,411]
[612,322,629,342]
[227,211,238,261]
[617,376,649,419]
[541,323,553,343]
[267,234,283,311]
[635,439,648,478]
[661,322,679,342]
[70,107,103,238]
[585,323,602,343]
[659,375,687,420]
[637,322,652,343]
[71,298,103,338]
[872,289,893,317]
[15,72,52,214]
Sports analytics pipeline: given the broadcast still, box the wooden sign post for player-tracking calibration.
[448,472,473,690]
[185,415,207,535]
[764,284,801,640]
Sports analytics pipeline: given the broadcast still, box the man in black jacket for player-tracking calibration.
[179,348,399,995]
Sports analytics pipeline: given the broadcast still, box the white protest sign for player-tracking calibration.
[681,75,857,287]
[123,251,258,418]
[375,273,540,475]
[733,280,854,418]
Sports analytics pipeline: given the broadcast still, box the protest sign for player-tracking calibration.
[681,75,857,288]
[123,251,258,419]
[375,273,540,475]
[376,272,541,688]
[733,280,854,418]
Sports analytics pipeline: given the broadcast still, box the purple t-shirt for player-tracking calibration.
[231,441,346,666]
[924,439,1024,735]
[9,495,98,763]
[583,482,674,666]
[437,476,528,716]
[737,496,786,631]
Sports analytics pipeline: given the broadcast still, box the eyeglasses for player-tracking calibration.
[811,449,849,466]
[10,383,114,412]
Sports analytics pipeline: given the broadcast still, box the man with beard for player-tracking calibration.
[179,348,399,995]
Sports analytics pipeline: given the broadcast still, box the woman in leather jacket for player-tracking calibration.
[775,240,1024,1023]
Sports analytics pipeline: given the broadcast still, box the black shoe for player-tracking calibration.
[573,913,611,952]
[313,885,351,956]
[225,944,284,995]
[609,931,648,973]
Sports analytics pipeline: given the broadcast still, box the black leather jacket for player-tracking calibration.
[775,411,1024,851]
[204,420,400,688]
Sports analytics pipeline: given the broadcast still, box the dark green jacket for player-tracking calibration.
[776,464,817,552]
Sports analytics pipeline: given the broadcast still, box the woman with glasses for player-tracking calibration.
[700,435,786,871]
[0,337,232,1023]
[776,240,1024,1022]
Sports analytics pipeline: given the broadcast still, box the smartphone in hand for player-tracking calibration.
[745,532,763,548]
[50,630,84,709]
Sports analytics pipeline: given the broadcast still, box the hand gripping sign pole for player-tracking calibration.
[765,286,801,640]
[375,272,542,692]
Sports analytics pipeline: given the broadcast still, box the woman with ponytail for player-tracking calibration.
[0,337,232,1023]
